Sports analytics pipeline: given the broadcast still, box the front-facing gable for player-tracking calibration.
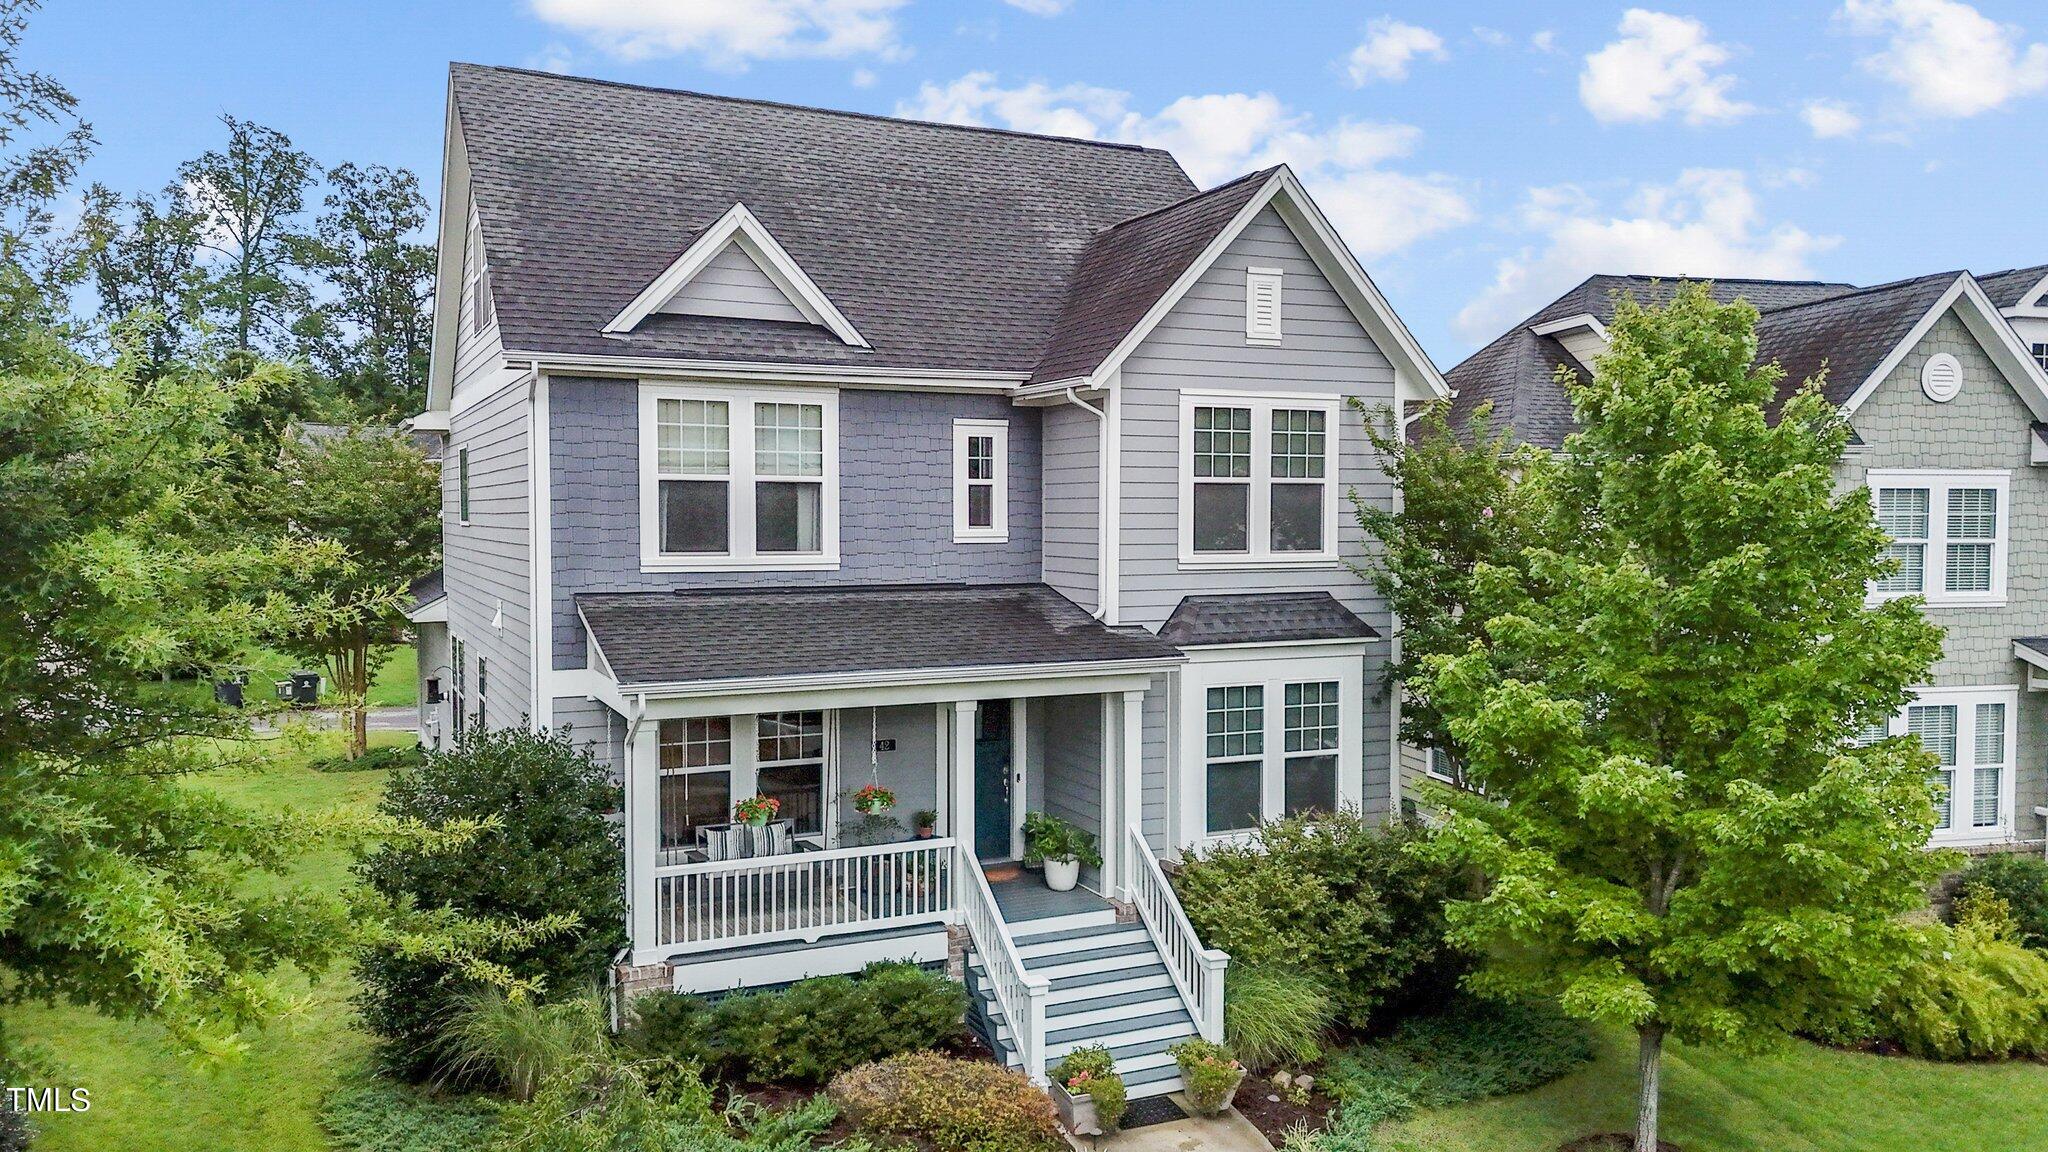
[602,203,869,347]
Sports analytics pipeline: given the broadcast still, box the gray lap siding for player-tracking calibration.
[1116,207,1400,829]
[445,379,534,728]
[547,379,1044,669]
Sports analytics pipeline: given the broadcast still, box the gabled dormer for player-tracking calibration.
[603,203,870,347]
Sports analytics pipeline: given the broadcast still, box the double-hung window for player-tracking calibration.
[756,710,826,836]
[658,717,733,863]
[1203,686,1265,835]
[1861,686,2016,844]
[1868,470,2008,606]
[640,385,838,570]
[474,656,488,732]
[1187,656,1360,841]
[1281,682,1340,816]
[953,419,1009,542]
[1181,393,1340,566]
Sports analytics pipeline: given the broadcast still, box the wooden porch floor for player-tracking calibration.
[987,872,1113,923]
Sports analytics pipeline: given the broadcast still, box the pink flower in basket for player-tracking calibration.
[852,784,897,816]
[733,795,781,826]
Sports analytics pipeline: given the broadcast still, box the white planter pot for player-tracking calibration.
[1044,857,1081,892]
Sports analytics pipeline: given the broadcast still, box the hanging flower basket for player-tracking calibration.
[853,783,897,816]
[733,794,781,827]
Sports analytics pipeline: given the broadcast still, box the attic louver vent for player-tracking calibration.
[1246,267,1283,343]
[1922,353,1962,403]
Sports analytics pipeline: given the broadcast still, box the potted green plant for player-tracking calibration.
[1169,1039,1244,1116]
[852,783,896,817]
[911,809,939,839]
[1049,1044,1125,1136]
[1022,812,1101,892]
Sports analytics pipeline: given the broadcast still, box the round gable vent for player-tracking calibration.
[1922,353,1962,403]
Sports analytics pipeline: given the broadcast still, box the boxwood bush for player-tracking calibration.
[1953,853,2048,951]
[627,961,967,1084]
[829,1052,1063,1152]
[1172,812,1466,1030]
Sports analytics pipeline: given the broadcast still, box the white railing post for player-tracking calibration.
[1196,949,1229,1042]
[1123,824,1230,1042]
[1119,689,1144,901]
[628,719,660,965]
[954,841,1050,1084]
[653,838,957,954]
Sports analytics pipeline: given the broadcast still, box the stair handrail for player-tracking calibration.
[1124,824,1229,1043]
[955,844,1051,1083]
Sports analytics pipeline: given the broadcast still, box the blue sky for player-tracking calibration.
[27,0,2048,363]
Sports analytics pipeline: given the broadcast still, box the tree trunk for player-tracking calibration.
[1635,1021,1665,1152]
[341,639,369,760]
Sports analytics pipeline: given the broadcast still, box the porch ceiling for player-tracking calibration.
[579,582,1180,689]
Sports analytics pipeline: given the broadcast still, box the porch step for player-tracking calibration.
[1013,920,1146,959]
[1000,907,1119,936]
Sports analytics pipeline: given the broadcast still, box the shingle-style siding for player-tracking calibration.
[1040,402,1101,612]
[1114,206,1399,821]
[547,379,1043,668]
[446,376,533,728]
[1840,306,2048,844]
[658,242,809,324]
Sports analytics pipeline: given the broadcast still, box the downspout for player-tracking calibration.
[1062,386,1113,621]
[527,360,550,731]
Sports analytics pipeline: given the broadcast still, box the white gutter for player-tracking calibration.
[506,350,1026,393]
[528,361,552,732]
[612,655,1187,700]
[1062,387,1114,621]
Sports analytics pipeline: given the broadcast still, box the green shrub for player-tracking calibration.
[1954,853,2048,950]
[355,727,625,1081]
[1173,813,1466,1030]
[321,1079,500,1152]
[313,744,428,773]
[626,961,968,1085]
[829,1052,1063,1152]
[1169,1038,1245,1113]
[438,990,608,1101]
[1225,964,1336,1070]
[1021,812,1101,868]
[1870,920,2048,1060]
[1052,1044,1125,1132]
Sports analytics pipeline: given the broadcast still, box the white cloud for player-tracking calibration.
[1841,0,2048,117]
[897,73,1472,259]
[1531,30,1560,53]
[1002,0,1071,14]
[1800,98,1862,137]
[1344,18,1446,84]
[851,67,878,88]
[1455,169,1837,340]
[527,0,907,67]
[1579,9,1754,125]
[1472,26,1510,48]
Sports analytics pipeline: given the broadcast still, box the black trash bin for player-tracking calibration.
[213,678,245,708]
[282,671,322,706]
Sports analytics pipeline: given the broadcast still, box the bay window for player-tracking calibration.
[1181,392,1340,566]
[1183,651,1363,842]
[640,385,838,570]
[1868,470,2008,605]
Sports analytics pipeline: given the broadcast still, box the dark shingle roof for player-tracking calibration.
[451,64,1198,375]
[2015,637,2048,664]
[1753,272,1962,406]
[408,569,445,610]
[577,583,1180,687]
[1029,169,1277,384]
[1156,592,1379,648]
[1979,265,2048,310]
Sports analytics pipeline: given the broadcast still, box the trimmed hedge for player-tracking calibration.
[829,1052,1064,1152]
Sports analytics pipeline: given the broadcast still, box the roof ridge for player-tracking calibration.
[1755,270,1963,317]
[1097,166,1279,233]
[451,62,1179,159]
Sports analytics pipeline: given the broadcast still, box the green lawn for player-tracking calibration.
[146,643,416,712]
[1380,1025,2048,1151]
[12,731,404,1152]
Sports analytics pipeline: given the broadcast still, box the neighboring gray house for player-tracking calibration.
[408,64,1446,1096]
[1433,267,2048,854]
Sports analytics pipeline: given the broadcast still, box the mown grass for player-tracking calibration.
[144,643,416,711]
[1377,1024,2048,1151]
[11,730,404,1152]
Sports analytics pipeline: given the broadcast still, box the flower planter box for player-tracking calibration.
[1177,1063,1246,1117]
[1050,1080,1106,1136]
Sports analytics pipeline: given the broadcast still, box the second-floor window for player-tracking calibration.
[2032,342,2048,372]
[1180,392,1340,566]
[1869,469,2008,607]
[457,448,471,524]
[953,419,1008,542]
[465,209,494,336]
[639,385,839,571]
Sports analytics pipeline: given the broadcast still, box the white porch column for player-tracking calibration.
[951,700,978,847]
[1009,698,1029,860]
[1119,688,1144,900]
[1099,695,1119,895]
[627,714,660,965]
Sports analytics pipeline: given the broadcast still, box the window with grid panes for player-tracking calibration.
[1205,686,1264,833]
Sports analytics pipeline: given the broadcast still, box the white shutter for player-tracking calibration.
[1246,267,1283,343]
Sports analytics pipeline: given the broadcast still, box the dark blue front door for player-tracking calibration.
[974,703,1013,860]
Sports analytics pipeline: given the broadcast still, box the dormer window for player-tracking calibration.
[1245,267,1283,344]
[639,383,839,572]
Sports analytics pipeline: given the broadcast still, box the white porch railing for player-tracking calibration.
[653,838,956,953]
[956,843,1051,1083]
[1125,825,1229,1043]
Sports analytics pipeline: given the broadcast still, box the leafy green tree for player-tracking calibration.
[292,162,435,417]
[0,0,92,342]
[1397,286,1949,1152]
[181,115,318,358]
[77,180,208,376]
[257,424,440,757]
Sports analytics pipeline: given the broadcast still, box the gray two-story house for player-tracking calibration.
[1436,266,2048,854]
[405,64,1445,1096]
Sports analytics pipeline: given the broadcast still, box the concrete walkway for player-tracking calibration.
[1078,1100,1273,1152]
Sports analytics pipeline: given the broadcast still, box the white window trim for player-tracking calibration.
[1869,684,2019,847]
[1867,468,2010,608]
[465,206,494,338]
[951,418,1009,543]
[1175,645,1365,848]
[456,447,471,526]
[638,382,841,573]
[1177,389,1342,570]
[1245,266,1283,345]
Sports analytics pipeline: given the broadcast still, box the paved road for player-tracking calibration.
[250,705,418,734]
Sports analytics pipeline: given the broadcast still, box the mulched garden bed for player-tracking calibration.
[719,1031,1006,1146]
[1560,1135,1680,1152]
[1231,1077,1339,1147]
